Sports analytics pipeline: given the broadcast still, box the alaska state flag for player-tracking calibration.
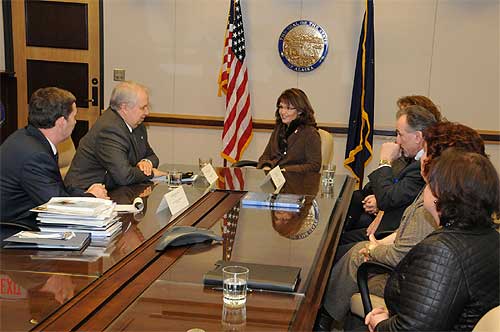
[344,0,375,187]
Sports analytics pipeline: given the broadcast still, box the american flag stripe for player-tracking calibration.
[218,0,253,163]
[218,167,245,190]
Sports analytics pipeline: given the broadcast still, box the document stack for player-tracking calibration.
[31,197,122,246]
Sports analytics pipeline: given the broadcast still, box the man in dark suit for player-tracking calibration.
[314,105,440,332]
[337,105,439,251]
[0,87,108,232]
[65,81,163,190]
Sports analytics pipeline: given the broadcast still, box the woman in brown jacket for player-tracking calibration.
[257,88,321,172]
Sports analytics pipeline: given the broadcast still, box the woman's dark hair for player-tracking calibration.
[275,88,317,127]
[397,95,442,122]
[422,122,486,177]
[428,148,499,229]
[28,87,76,129]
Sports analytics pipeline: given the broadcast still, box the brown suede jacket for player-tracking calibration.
[257,123,321,172]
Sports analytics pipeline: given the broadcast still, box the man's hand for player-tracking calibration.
[358,234,383,262]
[366,211,384,236]
[86,183,109,199]
[152,168,167,177]
[379,142,401,162]
[137,159,153,176]
[362,194,378,215]
[365,307,389,332]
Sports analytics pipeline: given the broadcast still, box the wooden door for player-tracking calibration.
[11,0,101,132]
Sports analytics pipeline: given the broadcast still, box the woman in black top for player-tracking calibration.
[366,149,499,331]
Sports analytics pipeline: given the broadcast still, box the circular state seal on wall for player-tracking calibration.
[278,20,329,72]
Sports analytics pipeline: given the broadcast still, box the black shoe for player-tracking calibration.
[314,308,333,331]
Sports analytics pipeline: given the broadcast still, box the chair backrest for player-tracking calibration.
[473,306,500,332]
[318,128,334,166]
[57,137,76,179]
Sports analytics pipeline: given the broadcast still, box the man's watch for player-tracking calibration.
[379,159,392,166]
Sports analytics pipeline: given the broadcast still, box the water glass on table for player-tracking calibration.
[199,157,213,170]
[222,266,249,307]
[169,170,183,185]
[321,163,336,185]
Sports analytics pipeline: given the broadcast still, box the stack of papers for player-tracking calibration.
[31,197,122,246]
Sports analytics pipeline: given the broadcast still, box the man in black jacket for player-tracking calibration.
[340,105,438,246]
[0,87,108,232]
[315,105,439,332]
[65,81,164,190]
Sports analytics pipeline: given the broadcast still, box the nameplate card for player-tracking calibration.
[201,164,219,185]
[269,166,286,189]
[156,186,189,215]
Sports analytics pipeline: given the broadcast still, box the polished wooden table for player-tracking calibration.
[0,167,354,331]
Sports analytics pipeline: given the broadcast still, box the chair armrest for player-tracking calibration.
[357,261,393,315]
[232,160,258,168]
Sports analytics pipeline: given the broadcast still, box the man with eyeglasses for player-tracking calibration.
[65,81,164,190]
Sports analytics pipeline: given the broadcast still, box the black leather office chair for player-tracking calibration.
[231,160,258,167]
[356,261,393,315]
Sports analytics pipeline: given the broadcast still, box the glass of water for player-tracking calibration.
[322,163,336,185]
[222,266,249,307]
[199,157,213,170]
[169,170,182,185]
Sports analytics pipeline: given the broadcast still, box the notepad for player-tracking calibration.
[203,260,301,292]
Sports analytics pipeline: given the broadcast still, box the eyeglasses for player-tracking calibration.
[278,105,297,111]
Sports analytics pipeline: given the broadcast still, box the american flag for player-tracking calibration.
[217,167,245,191]
[218,0,253,163]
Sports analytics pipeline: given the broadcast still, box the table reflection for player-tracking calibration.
[0,271,95,331]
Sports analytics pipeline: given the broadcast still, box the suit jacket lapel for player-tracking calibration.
[130,129,141,163]
[286,125,302,148]
[110,108,141,163]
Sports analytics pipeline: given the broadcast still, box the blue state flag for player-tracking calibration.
[344,0,375,187]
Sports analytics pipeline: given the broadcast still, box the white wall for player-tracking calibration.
[0,0,5,71]
[103,0,500,176]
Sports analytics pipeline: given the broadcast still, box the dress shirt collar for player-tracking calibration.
[415,149,424,161]
[125,122,133,133]
[45,136,58,155]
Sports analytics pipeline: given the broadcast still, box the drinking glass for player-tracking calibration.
[222,266,249,307]
[199,157,213,170]
[169,170,182,185]
[321,163,336,185]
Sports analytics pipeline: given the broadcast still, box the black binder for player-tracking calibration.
[3,231,91,250]
[203,260,301,292]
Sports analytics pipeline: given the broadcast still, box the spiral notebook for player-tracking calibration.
[203,260,301,292]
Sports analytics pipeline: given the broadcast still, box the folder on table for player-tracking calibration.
[3,231,91,250]
[203,260,301,292]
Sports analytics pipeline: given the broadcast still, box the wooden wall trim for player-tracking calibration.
[145,113,500,143]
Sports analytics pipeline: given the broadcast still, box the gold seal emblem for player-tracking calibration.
[279,21,329,72]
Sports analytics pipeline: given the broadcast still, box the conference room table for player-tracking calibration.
[0,165,355,331]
